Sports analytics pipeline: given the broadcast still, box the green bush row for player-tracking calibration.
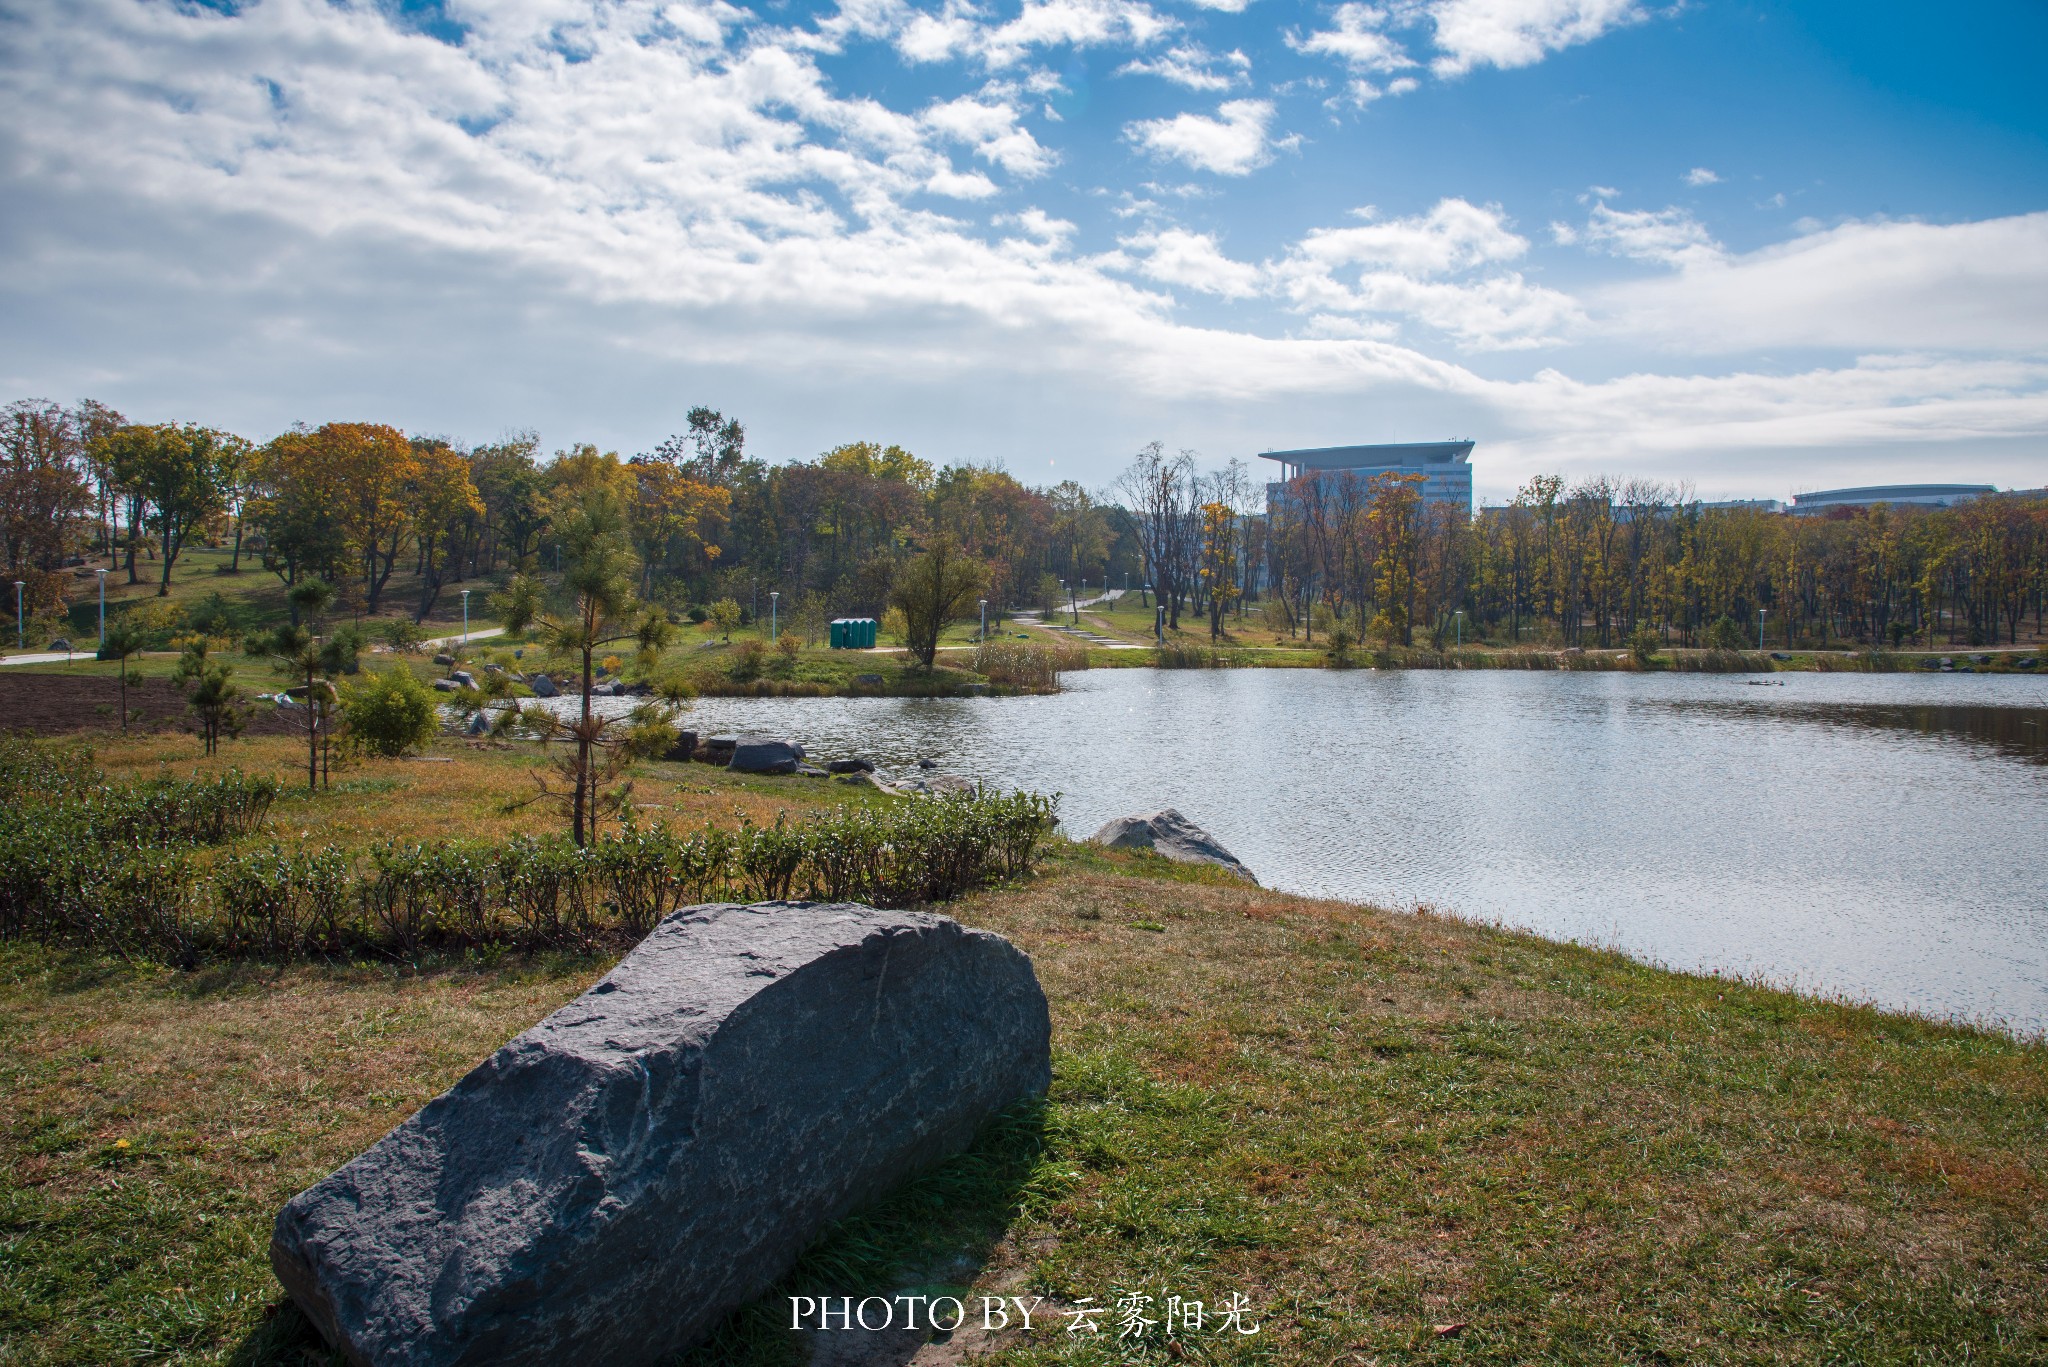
[1,790,1059,961]
[0,737,278,852]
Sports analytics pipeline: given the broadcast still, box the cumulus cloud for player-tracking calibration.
[1117,42,1252,90]
[1290,0,1654,93]
[1288,3,1415,74]
[1268,197,1583,349]
[1124,99,1287,175]
[1685,166,1721,187]
[1118,227,1265,296]
[0,0,2042,496]
[920,95,1058,175]
[1425,0,1647,76]
[1572,200,1725,269]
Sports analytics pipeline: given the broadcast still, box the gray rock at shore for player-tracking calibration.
[463,711,489,736]
[433,652,455,666]
[1090,809,1257,884]
[853,673,884,687]
[451,670,476,689]
[825,758,875,774]
[270,902,1051,1367]
[526,672,557,698]
[729,736,807,774]
[430,677,462,693]
[662,730,698,763]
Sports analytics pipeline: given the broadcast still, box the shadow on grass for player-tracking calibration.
[678,1097,1050,1367]
[222,1098,1049,1367]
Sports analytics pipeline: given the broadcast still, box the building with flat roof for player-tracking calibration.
[1790,484,1995,514]
[1259,441,1474,514]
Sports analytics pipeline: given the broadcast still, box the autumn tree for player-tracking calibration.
[1366,472,1425,648]
[409,439,486,622]
[1,400,90,575]
[891,533,985,671]
[102,424,237,595]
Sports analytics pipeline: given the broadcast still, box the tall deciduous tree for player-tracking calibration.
[409,439,486,622]
[1,400,90,576]
[103,423,235,595]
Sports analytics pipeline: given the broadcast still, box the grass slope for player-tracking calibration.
[0,742,2042,1364]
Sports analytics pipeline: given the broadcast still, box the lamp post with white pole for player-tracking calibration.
[770,591,778,643]
[1758,608,1767,650]
[97,569,107,648]
[1455,609,1464,648]
[978,598,987,643]
[461,589,471,648]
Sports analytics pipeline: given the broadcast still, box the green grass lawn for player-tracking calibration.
[1,730,2042,1364]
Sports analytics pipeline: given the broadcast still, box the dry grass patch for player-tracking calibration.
[3,850,2045,1365]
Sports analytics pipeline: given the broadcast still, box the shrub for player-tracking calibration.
[342,668,442,757]
[1629,625,1662,666]
[729,638,769,681]
[379,618,428,653]
[1705,615,1748,652]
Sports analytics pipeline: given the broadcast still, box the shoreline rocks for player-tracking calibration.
[1090,809,1257,883]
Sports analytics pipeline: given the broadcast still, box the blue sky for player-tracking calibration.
[1,0,2043,499]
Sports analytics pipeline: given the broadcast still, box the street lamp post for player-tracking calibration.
[770,591,779,643]
[97,569,107,648]
[978,598,987,643]
[1757,608,1767,650]
[1455,609,1464,648]
[12,581,22,651]
[461,589,471,648]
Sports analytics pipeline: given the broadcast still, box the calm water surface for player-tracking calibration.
[609,669,2048,1033]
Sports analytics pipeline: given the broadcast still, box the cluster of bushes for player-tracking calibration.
[0,739,1059,962]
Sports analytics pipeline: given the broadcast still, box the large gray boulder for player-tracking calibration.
[526,672,557,698]
[728,735,805,774]
[1090,808,1257,884]
[272,903,1050,1367]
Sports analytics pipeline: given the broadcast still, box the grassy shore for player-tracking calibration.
[1,737,2043,1364]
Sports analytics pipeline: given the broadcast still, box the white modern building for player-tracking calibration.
[1789,484,1996,514]
[1259,441,1475,514]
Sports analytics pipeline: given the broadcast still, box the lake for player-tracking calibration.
[575,667,2048,1034]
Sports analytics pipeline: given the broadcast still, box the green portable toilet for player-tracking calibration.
[858,617,877,648]
[829,619,846,649]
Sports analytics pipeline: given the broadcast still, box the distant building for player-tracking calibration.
[1259,441,1474,514]
[1790,484,1996,514]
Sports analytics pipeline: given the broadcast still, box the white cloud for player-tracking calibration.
[1685,166,1721,187]
[0,0,2042,499]
[1288,4,1415,74]
[1124,99,1285,175]
[1574,200,1725,269]
[1425,0,1647,77]
[1597,213,2048,353]
[1293,199,1532,275]
[1117,43,1251,90]
[920,95,1057,176]
[1119,228,1265,297]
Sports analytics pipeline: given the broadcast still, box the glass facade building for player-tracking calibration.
[1260,441,1475,514]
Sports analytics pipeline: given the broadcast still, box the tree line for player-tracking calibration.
[0,398,1151,640]
[1258,471,2048,650]
[6,393,2041,651]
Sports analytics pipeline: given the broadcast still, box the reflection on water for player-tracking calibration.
[553,669,2048,1033]
[1660,699,2048,766]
